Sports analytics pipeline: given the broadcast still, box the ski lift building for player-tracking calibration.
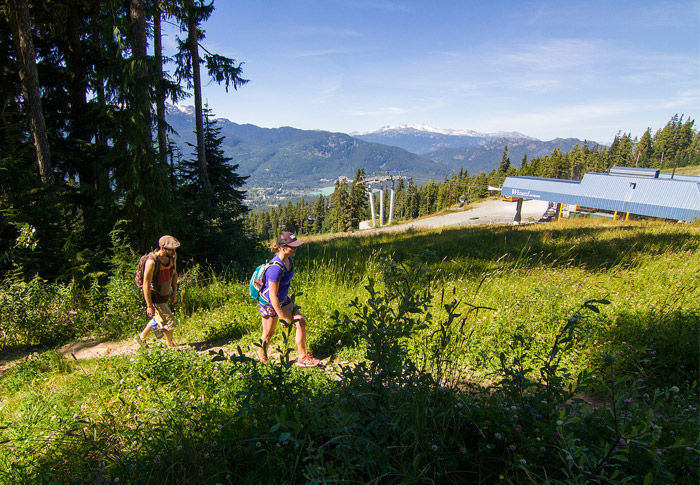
[501,167,700,222]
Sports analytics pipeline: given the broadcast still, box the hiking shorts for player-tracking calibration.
[258,297,292,319]
[153,303,176,331]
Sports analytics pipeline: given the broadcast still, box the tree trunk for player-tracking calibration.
[130,0,151,142]
[6,0,55,186]
[186,0,213,196]
[153,7,168,167]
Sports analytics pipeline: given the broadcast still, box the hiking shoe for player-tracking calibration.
[133,335,148,348]
[296,355,321,367]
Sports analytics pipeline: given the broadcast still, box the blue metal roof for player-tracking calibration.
[501,168,700,221]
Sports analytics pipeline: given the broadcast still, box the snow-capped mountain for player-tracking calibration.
[352,125,538,155]
[354,124,533,139]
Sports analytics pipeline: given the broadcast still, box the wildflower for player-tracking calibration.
[73,414,79,419]
[513,426,521,434]
[554,431,561,439]
[509,444,516,451]
[494,433,502,440]
[256,442,261,448]
[519,459,527,465]
[137,386,142,391]
[431,445,438,451]
[617,438,627,447]
[670,386,680,393]
[656,450,663,457]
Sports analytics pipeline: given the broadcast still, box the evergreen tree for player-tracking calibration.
[347,168,368,230]
[178,106,253,268]
[175,0,248,208]
[327,179,349,232]
[311,195,326,233]
[497,145,511,174]
[634,129,653,167]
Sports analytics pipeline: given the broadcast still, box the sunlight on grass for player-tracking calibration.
[1,218,698,483]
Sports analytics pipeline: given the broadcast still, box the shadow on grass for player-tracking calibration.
[304,221,700,278]
[589,306,700,390]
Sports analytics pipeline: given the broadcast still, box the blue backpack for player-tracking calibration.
[249,260,288,304]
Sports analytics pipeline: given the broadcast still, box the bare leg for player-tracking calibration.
[138,322,152,341]
[260,316,278,360]
[294,316,308,359]
[279,305,308,360]
[164,329,175,347]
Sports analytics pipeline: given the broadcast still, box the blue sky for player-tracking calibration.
[163,0,699,144]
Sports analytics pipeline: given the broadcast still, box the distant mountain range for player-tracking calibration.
[165,105,600,203]
[352,124,537,155]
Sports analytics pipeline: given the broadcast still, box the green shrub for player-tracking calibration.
[0,275,85,348]
[2,349,70,393]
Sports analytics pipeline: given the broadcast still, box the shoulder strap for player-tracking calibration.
[269,260,287,273]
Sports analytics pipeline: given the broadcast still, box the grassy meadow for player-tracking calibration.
[1,218,698,483]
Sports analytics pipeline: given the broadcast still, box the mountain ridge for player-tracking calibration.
[165,105,596,204]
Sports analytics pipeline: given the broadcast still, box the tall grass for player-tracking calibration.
[1,219,698,483]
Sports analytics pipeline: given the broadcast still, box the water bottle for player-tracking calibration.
[150,318,164,339]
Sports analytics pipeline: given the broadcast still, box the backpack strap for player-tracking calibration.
[269,260,287,274]
[260,259,290,303]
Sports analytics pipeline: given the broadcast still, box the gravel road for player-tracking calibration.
[363,198,552,233]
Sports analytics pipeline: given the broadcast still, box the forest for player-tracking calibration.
[1,0,254,283]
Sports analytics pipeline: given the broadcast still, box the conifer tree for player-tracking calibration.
[497,145,511,174]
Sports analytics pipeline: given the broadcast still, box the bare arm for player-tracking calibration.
[171,259,178,303]
[143,258,155,317]
[267,280,288,325]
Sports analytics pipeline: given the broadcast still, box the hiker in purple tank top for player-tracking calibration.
[258,232,320,367]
